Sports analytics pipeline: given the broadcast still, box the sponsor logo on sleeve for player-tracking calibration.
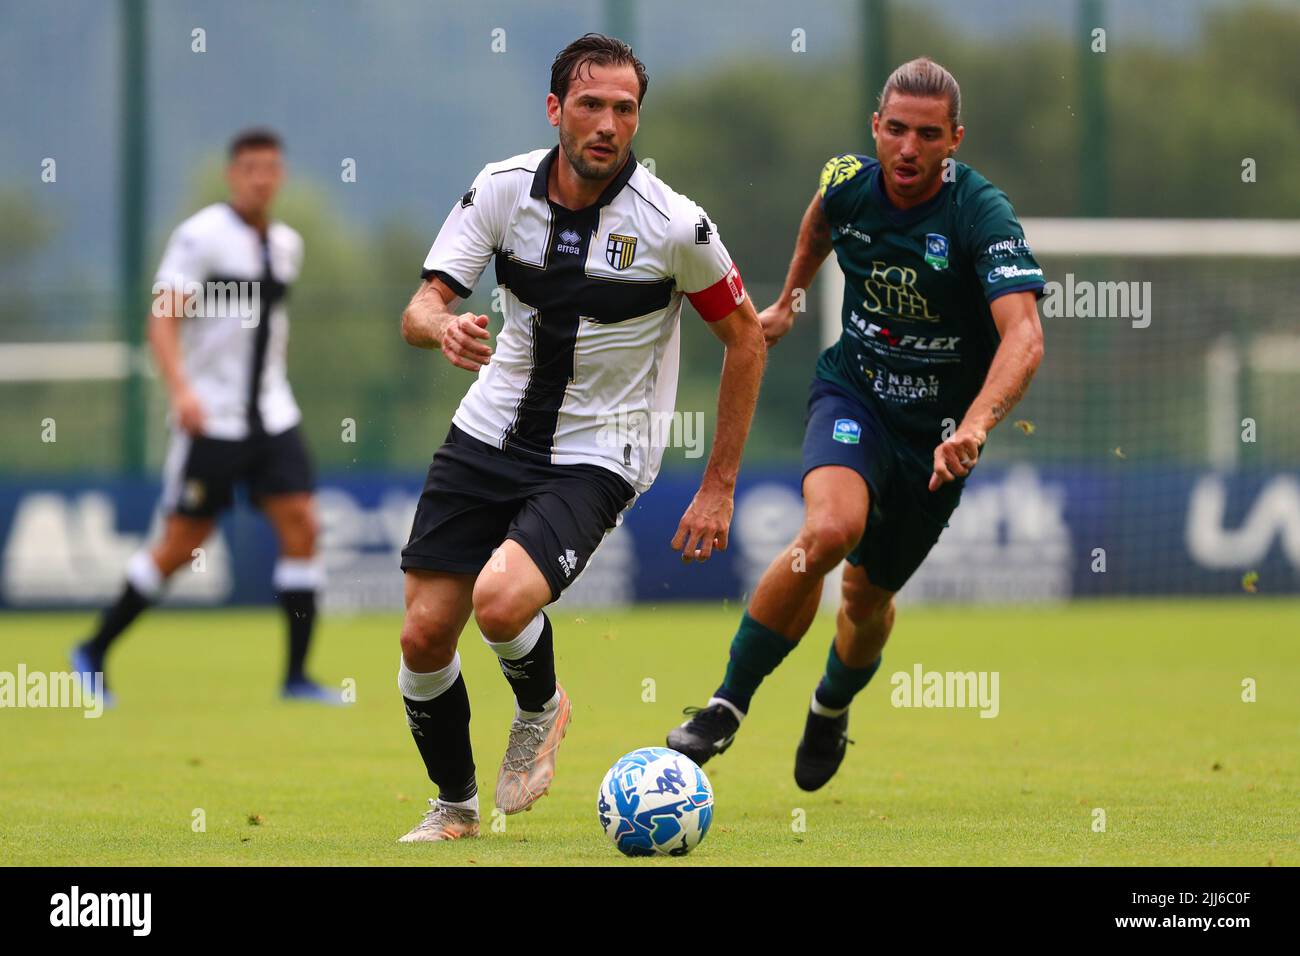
[460,188,476,208]
[832,418,862,445]
[985,237,1032,258]
[987,264,1044,283]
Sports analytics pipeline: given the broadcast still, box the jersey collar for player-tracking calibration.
[224,201,272,241]
[530,144,639,210]
[870,162,949,223]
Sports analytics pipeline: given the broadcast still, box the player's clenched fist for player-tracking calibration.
[928,424,986,492]
[757,302,796,348]
[440,313,493,372]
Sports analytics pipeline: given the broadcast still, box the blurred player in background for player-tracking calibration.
[669,58,1046,789]
[394,34,765,842]
[72,129,335,705]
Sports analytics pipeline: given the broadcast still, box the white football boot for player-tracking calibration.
[495,684,572,814]
[396,798,480,843]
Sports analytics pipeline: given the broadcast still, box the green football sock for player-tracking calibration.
[713,612,798,714]
[813,640,882,713]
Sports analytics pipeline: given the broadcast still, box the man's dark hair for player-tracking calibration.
[228,127,283,160]
[550,33,648,105]
[878,57,962,128]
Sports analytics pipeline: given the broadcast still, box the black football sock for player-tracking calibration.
[399,655,477,804]
[85,552,164,658]
[484,611,557,715]
[278,590,316,684]
[274,558,323,685]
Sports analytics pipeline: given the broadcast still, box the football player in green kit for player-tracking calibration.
[668,57,1046,790]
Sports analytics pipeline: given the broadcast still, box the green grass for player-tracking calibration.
[1,599,1297,866]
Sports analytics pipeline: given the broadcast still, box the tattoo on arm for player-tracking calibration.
[807,196,832,257]
[989,375,1031,425]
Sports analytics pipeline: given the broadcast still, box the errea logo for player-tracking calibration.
[558,549,578,578]
[556,229,581,255]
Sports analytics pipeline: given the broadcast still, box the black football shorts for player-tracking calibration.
[401,424,636,601]
[161,425,315,518]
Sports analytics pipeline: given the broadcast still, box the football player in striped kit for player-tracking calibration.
[394,34,766,842]
[72,129,336,706]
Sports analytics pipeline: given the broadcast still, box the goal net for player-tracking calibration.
[818,218,1300,603]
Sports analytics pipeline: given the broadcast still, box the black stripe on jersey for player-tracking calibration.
[248,239,285,434]
[421,267,472,300]
[497,254,674,325]
[495,169,673,458]
[206,265,288,435]
[502,307,581,458]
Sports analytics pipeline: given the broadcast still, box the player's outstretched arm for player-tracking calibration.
[929,290,1044,491]
[759,189,833,347]
[400,276,492,372]
[672,298,766,563]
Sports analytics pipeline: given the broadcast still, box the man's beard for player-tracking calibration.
[559,124,624,180]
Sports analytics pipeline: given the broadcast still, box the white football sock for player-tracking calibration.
[397,653,461,701]
[273,556,325,592]
[126,551,164,600]
[438,793,479,815]
[708,696,746,723]
[517,687,561,722]
[809,690,849,718]
[481,612,545,660]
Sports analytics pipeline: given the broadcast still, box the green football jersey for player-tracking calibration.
[815,153,1044,463]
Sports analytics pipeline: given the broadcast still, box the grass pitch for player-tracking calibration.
[1,599,1296,866]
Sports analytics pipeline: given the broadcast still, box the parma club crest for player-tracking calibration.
[606,233,637,271]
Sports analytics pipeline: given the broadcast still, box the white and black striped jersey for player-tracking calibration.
[154,203,304,440]
[422,146,746,493]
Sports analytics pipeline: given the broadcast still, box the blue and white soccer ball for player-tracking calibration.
[597,747,714,857]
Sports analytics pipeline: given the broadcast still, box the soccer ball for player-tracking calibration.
[597,747,714,857]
